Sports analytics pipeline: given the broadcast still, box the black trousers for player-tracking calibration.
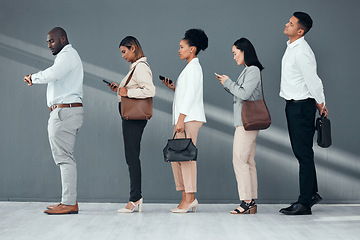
[285,99,318,206]
[119,103,147,202]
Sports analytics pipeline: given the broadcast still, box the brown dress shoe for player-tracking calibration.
[44,202,78,215]
[47,203,62,210]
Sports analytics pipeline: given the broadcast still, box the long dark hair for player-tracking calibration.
[233,38,264,71]
[119,36,145,61]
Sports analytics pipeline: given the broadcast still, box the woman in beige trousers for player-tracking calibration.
[216,38,264,214]
[162,29,208,213]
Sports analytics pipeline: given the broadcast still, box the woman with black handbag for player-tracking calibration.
[216,38,265,214]
[107,36,155,213]
[162,29,208,213]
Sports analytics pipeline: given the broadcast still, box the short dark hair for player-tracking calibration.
[183,29,208,55]
[49,27,68,41]
[119,36,145,61]
[233,38,264,71]
[293,12,313,35]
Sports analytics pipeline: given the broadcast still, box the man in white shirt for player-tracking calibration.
[279,12,328,215]
[24,27,84,214]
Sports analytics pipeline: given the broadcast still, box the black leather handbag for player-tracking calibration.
[163,131,197,162]
[316,114,332,148]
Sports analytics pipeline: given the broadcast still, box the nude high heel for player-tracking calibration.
[118,198,143,213]
[172,199,198,213]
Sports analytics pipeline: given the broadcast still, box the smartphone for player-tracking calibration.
[159,75,173,84]
[103,79,111,85]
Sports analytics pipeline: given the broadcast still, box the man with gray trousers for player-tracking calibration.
[24,27,84,214]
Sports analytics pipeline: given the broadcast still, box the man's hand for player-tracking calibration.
[24,75,33,86]
[316,102,328,117]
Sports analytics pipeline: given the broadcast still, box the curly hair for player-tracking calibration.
[183,29,208,55]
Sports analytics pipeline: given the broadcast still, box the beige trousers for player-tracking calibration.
[233,126,259,201]
[171,121,203,193]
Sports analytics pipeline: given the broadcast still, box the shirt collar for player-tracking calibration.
[59,44,72,53]
[287,36,305,49]
[130,57,147,69]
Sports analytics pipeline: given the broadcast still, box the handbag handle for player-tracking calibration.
[172,130,187,139]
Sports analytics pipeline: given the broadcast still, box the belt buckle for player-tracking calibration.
[50,105,58,111]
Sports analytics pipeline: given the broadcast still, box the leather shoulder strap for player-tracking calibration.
[123,61,149,87]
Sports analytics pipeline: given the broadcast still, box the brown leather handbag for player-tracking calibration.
[241,75,271,131]
[120,62,153,120]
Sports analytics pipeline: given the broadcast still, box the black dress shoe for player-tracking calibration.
[310,193,322,207]
[279,202,311,215]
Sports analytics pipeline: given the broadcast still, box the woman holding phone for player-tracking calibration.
[108,36,155,213]
[162,29,208,213]
[216,38,264,214]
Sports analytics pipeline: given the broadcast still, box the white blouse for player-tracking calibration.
[172,58,206,125]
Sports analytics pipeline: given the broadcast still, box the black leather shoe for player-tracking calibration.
[279,202,311,215]
[310,193,322,207]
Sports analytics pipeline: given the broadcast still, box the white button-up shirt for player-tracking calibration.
[280,37,325,104]
[172,58,206,125]
[31,44,83,107]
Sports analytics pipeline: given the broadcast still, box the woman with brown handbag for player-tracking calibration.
[216,38,264,214]
[107,36,155,213]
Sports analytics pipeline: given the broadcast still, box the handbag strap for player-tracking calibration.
[173,130,187,139]
[242,68,266,100]
[259,73,265,100]
[123,61,149,87]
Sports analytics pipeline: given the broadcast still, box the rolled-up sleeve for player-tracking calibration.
[223,67,260,100]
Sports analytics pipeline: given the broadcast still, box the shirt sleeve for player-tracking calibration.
[126,63,156,98]
[176,65,200,116]
[223,67,261,100]
[31,52,73,84]
[296,51,326,105]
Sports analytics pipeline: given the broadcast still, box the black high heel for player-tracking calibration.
[230,200,257,214]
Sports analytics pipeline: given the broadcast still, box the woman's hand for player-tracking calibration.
[119,87,128,97]
[109,82,119,92]
[175,114,186,133]
[216,74,229,85]
[175,120,185,133]
[162,77,175,91]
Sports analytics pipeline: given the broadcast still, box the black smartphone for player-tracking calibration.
[159,75,173,84]
[103,79,111,85]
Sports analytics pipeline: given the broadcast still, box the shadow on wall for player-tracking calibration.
[1,33,359,203]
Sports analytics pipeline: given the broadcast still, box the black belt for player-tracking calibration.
[286,98,314,104]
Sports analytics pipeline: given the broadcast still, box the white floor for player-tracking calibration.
[0,202,359,240]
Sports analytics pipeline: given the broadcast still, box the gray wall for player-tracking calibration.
[1,0,359,203]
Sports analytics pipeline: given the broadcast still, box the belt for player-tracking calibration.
[49,103,83,112]
[286,98,314,104]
